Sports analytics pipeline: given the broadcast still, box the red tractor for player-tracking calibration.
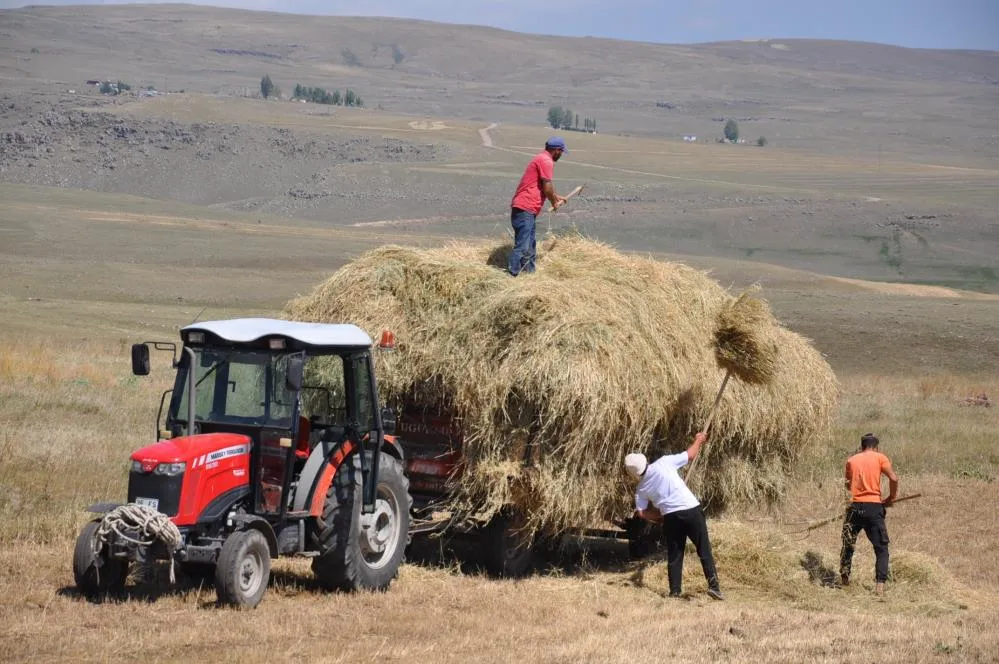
[73,318,411,607]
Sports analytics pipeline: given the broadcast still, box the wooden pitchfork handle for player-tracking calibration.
[684,369,732,480]
[546,184,585,213]
[703,369,732,435]
[799,493,923,534]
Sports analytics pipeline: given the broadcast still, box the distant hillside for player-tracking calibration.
[1,4,998,163]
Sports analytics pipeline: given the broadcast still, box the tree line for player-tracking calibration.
[260,75,363,107]
[292,84,363,107]
[547,105,597,133]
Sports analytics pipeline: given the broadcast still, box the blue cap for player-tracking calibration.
[545,136,568,152]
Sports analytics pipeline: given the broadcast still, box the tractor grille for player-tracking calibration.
[127,471,183,516]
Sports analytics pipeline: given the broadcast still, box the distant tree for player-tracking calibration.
[341,48,361,67]
[344,89,356,106]
[391,44,405,65]
[574,113,579,129]
[724,119,739,143]
[547,105,564,129]
[117,81,131,91]
[30,47,40,54]
[560,108,573,130]
[99,82,113,94]
[354,95,364,107]
[331,89,342,105]
[756,136,767,147]
[260,74,274,99]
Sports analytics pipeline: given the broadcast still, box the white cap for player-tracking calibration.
[624,453,648,479]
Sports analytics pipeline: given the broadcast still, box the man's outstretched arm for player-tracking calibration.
[883,463,899,506]
[686,431,708,461]
[541,179,565,209]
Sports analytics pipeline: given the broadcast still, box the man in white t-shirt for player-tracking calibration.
[624,431,723,600]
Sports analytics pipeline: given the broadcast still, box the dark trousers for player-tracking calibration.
[663,506,719,595]
[839,502,890,583]
[508,208,537,275]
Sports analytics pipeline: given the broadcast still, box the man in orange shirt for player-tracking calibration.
[508,137,567,276]
[839,433,899,596]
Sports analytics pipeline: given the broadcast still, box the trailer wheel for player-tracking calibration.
[481,509,535,578]
[625,516,663,560]
[73,521,128,600]
[214,529,270,608]
[311,453,411,591]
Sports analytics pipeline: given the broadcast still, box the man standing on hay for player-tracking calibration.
[625,432,724,601]
[507,137,568,276]
[839,433,899,597]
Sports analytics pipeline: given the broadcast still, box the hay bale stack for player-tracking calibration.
[283,236,838,534]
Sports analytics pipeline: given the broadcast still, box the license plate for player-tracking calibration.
[135,497,160,511]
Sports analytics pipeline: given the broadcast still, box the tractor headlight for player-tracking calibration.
[153,462,186,476]
[131,460,143,473]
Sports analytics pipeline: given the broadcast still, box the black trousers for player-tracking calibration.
[663,505,719,595]
[839,502,890,583]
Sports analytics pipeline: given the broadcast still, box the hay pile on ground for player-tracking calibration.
[283,236,838,534]
[634,520,965,608]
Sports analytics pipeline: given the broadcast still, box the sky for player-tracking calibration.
[2,0,998,51]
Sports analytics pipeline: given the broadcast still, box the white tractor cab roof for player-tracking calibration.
[182,318,372,350]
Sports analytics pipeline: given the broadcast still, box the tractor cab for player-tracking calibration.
[76,318,410,608]
[152,320,384,520]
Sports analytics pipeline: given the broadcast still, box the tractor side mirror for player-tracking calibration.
[286,355,304,391]
[131,344,150,376]
[381,407,397,435]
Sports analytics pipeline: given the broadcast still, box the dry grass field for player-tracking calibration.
[1,339,997,663]
[1,4,997,662]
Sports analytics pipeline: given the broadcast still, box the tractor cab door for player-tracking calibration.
[249,352,304,518]
[344,351,382,514]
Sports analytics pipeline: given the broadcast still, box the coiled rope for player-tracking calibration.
[96,503,184,583]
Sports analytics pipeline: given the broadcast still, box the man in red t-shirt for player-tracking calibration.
[508,137,568,275]
[839,432,899,596]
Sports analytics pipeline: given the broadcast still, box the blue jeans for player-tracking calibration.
[508,208,537,275]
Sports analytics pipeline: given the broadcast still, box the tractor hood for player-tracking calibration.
[131,433,252,469]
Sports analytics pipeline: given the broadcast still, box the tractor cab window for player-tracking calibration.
[171,348,298,431]
[351,354,377,433]
[300,355,348,433]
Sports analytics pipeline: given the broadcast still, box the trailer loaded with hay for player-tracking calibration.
[284,235,839,575]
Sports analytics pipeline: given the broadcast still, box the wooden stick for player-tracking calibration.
[683,369,731,482]
[545,184,585,213]
[798,493,923,533]
[703,369,732,434]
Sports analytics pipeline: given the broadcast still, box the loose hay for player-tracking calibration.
[634,520,965,608]
[283,235,839,535]
[713,290,779,385]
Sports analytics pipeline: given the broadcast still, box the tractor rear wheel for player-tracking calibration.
[214,529,270,608]
[311,453,411,591]
[73,520,128,600]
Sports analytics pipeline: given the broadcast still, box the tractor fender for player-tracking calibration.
[382,434,404,461]
[230,514,279,558]
[291,439,357,514]
[197,486,252,526]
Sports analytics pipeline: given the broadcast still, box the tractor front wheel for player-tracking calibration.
[73,520,128,600]
[311,453,411,591]
[214,529,270,608]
